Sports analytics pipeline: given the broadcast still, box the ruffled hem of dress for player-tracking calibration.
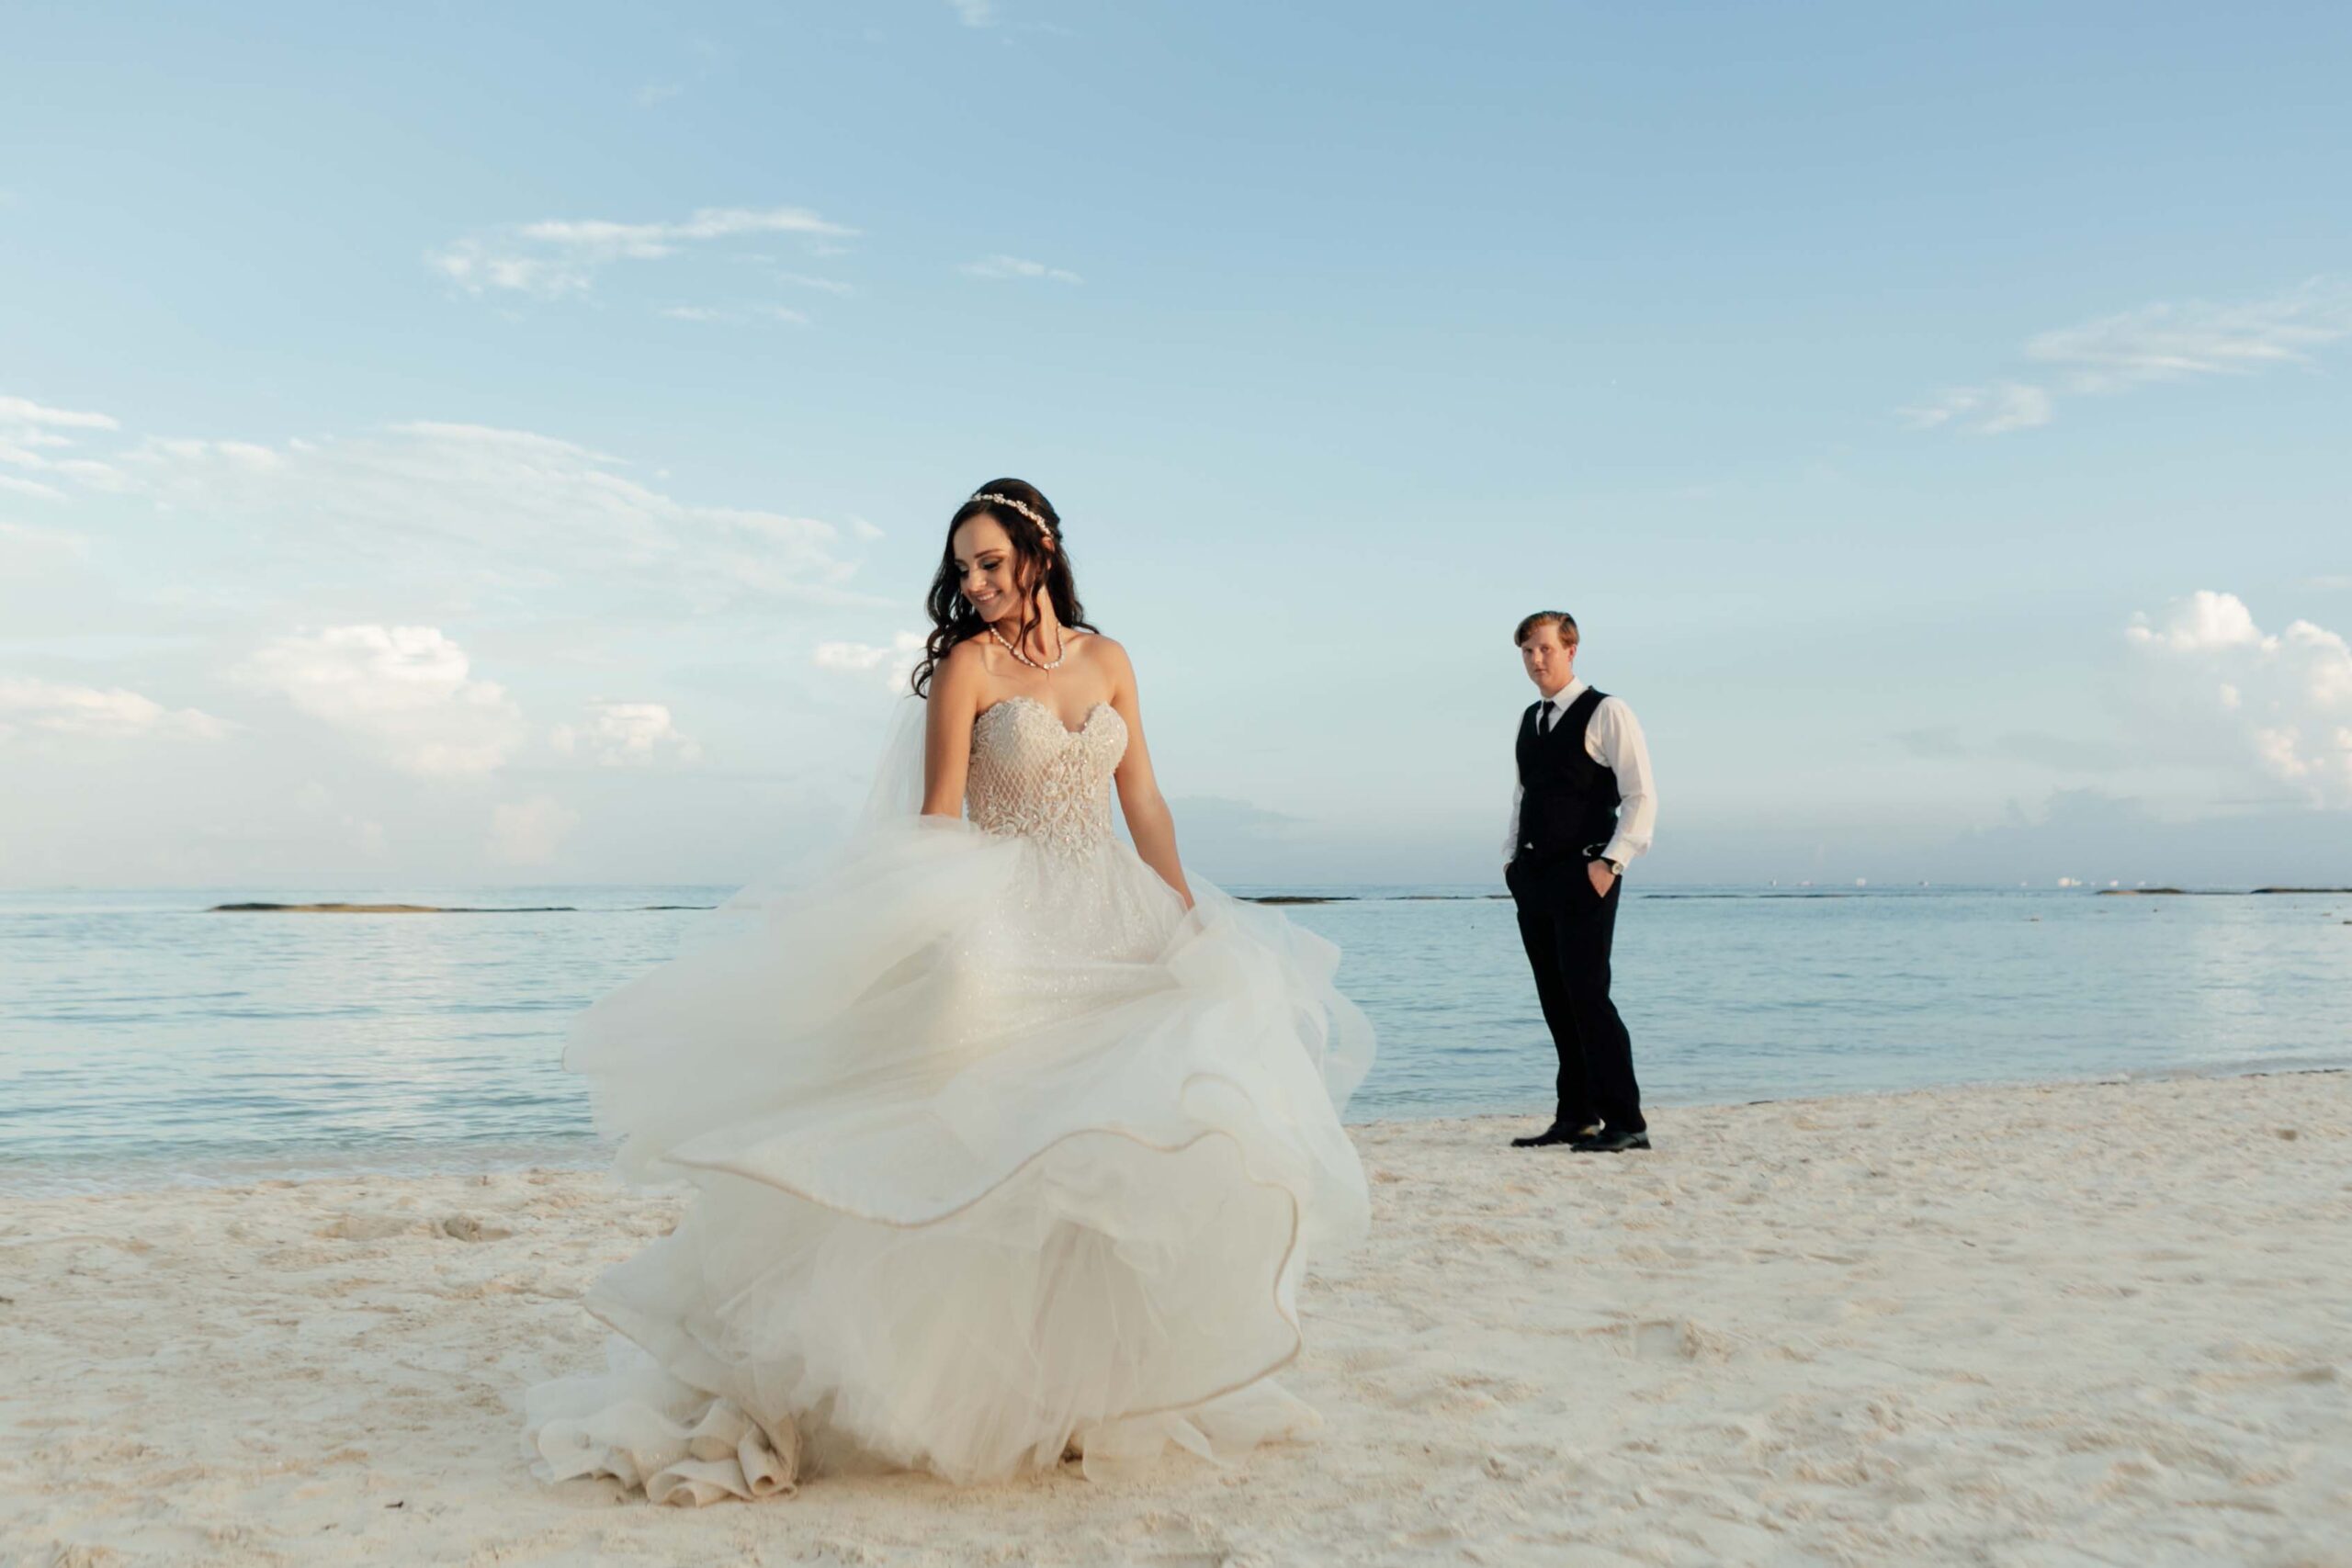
[669,1106,1310,1416]
[524,1109,1317,1497]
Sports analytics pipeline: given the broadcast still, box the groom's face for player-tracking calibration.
[1520,625,1576,694]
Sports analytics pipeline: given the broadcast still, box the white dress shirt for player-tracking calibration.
[1504,677,1657,869]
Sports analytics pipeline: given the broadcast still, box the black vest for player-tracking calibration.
[1514,687,1620,862]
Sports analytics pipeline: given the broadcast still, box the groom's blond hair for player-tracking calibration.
[1513,611,1578,647]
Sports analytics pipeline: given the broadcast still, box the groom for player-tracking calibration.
[1502,612,1657,1152]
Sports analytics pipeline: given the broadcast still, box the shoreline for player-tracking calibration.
[5,1057,2346,1201]
[5,1072,2346,1563]
[1,883,2346,913]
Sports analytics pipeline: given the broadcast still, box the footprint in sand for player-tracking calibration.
[320,1213,416,1242]
[437,1213,514,1242]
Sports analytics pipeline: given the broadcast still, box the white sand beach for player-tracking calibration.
[5,1071,2346,1567]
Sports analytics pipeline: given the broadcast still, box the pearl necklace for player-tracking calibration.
[990,623,1068,671]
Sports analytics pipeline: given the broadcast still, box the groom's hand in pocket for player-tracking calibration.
[1587,859,1617,897]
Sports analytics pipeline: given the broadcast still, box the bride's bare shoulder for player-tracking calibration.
[1078,631,1130,665]
[1077,633,1134,684]
[930,637,990,699]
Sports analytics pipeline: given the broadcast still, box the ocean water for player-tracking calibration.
[3,885,2348,1193]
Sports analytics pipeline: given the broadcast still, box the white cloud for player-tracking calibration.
[0,675,229,744]
[1908,279,2352,435]
[489,795,581,865]
[2128,591,2352,806]
[0,521,89,577]
[2123,588,2262,653]
[526,208,848,250]
[432,205,858,300]
[814,630,927,689]
[0,396,118,434]
[961,254,1082,285]
[425,244,592,299]
[1,393,131,495]
[136,435,282,473]
[551,699,701,766]
[124,420,865,619]
[658,302,811,326]
[948,0,999,27]
[242,625,526,777]
[2028,282,2352,394]
[775,271,854,296]
[1897,382,2052,435]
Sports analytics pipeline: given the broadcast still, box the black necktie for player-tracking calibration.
[1539,700,1557,736]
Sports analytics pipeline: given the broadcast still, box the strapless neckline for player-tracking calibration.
[966,696,1125,857]
[976,695,1116,738]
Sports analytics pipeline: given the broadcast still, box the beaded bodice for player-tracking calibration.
[967,697,1125,857]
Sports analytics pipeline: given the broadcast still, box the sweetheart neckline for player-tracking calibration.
[974,695,1118,738]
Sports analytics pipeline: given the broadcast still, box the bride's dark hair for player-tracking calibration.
[911,478,1096,696]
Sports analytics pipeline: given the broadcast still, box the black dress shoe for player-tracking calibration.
[1570,1127,1651,1153]
[1510,1121,1600,1148]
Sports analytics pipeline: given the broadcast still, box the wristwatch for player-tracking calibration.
[1603,857,1625,877]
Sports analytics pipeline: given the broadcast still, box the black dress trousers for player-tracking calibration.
[1506,853,1643,1134]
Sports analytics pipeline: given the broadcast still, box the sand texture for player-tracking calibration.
[4,1073,2347,1566]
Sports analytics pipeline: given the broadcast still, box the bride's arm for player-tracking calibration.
[1105,642,1194,909]
[921,643,982,818]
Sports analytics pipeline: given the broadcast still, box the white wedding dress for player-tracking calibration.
[523,694,1374,1502]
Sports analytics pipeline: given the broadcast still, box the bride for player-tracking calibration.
[524,479,1374,1503]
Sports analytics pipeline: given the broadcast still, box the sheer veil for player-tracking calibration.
[853,693,932,834]
[720,694,933,913]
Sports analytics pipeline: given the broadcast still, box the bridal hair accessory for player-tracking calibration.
[971,491,1055,536]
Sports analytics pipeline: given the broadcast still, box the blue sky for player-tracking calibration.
[4,1,2349,887]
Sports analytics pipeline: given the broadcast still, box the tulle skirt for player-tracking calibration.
[523,815,1374,1500]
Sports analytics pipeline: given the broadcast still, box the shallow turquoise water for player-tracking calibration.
[3,885,2347,1191]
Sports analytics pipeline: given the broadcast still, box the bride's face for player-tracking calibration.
[953,515,1027,624]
